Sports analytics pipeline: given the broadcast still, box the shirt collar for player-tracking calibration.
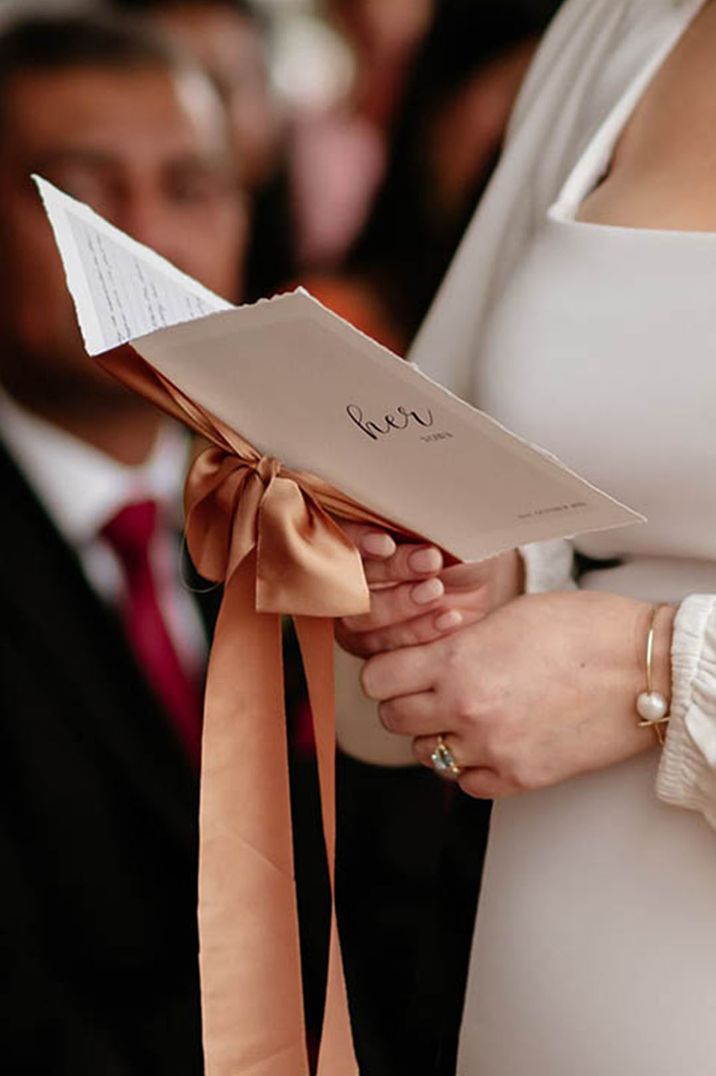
[0,392,189,548]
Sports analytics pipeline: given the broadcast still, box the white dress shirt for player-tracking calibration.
[0,392,207,675]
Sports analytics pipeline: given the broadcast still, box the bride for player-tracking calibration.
[337,0,716,1071]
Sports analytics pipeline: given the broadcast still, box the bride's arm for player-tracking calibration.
[337,530,716,830]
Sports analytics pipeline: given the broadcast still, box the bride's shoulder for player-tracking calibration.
[511,0,691,135]
[508,0,631,135]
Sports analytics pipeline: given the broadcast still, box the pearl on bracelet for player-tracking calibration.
[636,690,669,724]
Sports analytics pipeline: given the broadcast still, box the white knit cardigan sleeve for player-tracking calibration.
[656,595,716,830]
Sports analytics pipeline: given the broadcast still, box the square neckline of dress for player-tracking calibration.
[548,0,710,234]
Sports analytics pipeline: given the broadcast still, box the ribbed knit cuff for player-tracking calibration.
[656,594,716,830]
[519,538,576,594]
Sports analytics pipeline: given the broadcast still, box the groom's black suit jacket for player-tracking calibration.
[0,439,218,1076]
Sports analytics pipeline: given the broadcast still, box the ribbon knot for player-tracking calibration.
[256,454,281,483]
[186,443,372,618]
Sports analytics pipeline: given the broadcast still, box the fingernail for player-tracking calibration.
[362,533,396,557]
[435,610,462,631]
[411,577,444,605]
[409,547,443,573]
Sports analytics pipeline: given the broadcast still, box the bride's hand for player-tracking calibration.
[336,523,523,657]
[360,590,676,798]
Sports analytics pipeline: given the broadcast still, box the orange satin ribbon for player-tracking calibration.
[97,345,403,1075]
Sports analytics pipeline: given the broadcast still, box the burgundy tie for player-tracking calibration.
[101,499,202,764]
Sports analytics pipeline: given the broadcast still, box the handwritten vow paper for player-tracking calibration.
[36,175,642,560]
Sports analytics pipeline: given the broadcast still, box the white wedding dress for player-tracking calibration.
[336,1,716,1070]
[414,1,716,1072]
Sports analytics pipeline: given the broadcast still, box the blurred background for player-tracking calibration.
[0,1,562,1074]
[0,0,564,341]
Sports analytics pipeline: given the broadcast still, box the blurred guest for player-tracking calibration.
[328,0,435,130]
[310,0,561,350]
[290,0,434,269]
[112,0,298,299]
[0,11,245,1074]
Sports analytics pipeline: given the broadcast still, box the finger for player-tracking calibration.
[337,607,466,658]
[364,544,444,586]
[338,523,444,584]
[342,577,445,632]
[378,692,445,737]
[439,558,493,591]
[361,644,436,701]
[339,521,397,560]
[457,768,520,800]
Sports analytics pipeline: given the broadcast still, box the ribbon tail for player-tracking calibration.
[294,616,360,1076]
[199,554,309,1076]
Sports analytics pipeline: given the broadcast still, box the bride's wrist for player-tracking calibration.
[497,548,525,605]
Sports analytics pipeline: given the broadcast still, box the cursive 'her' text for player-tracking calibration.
[346,403,434,441]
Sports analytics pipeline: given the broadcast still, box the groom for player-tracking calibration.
[0,11,244,1074]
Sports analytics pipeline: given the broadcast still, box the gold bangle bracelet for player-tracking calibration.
[636,604,670,745]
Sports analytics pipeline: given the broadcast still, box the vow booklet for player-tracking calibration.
[36,176,642,562]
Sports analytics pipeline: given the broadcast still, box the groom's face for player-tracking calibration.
[0,62,246,409]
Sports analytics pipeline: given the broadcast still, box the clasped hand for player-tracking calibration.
[338,525,668,798]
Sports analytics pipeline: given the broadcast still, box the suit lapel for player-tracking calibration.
[0,441,199,846]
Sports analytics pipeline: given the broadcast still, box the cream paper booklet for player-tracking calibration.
[36,175,643,562]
